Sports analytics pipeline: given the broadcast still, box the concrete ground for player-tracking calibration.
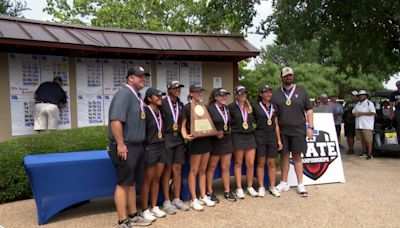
[1,139,400,228]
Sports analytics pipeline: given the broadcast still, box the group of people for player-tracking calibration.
[108,66,314,228]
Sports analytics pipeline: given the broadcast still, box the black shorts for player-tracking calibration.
[256,140,278,158]
[344,122,356,138]
[187,137,212,155]
[335,124,341,137]
[281,134,307,154]
[108,143,145,186]
[164,143,185,165]
[145,143,166,166]
[232,132,257,150]
[211,134,233,156]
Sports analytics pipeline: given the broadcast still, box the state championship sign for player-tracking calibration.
[287,113,346,186]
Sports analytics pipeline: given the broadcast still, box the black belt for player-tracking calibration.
[35,101,57,105]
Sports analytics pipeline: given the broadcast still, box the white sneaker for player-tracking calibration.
[190,199,204,211]
[235,188,245,199]
[269,187,281,197]
[200,196,216,207]
[151,206,166,218]
[258,187,266,197]
[276,181,290,192]
[247,187,258,197]
[142,209,156,222]
[297,184,309,197]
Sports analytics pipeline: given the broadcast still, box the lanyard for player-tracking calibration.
[259,101,274,120]
[148,106,163,133]
[167,96,179,124]
[126,84,145,113]
[280,84,296,101]
[236,101,248,123]
[215,103,228,125]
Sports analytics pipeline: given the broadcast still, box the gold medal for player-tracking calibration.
[172,123,179,131]
[224,124,228,131]
[242,122,249,129]
[158,131,162,139]
[141,111,146,119]
[267,119,272,126]
[285,99,292,106]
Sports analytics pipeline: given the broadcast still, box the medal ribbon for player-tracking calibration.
[148,107,163,133]
[126,84,145,113]
[259,102,274,121]
[236,101,248,123]
[167,96,179,124]
[280,84,297,101]
[215,103,228,126]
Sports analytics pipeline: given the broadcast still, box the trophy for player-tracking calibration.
[190,101,218,138]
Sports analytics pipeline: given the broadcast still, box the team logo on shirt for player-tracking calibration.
[290,130,339,180]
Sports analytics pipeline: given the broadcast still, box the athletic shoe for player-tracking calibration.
[366,154,373,160]
[223,191,236,202]
[190,199,204,211]
[346,149,355,154]
[269,187,281,197]
[235,188,245,199]
[172,198,190,211]
[151,206,166,218]
[142,209,156,222]
[163,200,177,215]
[296,184,309,197]
[129,215,152,226]
[258,187,266,197]
[357,152,367,157]
[200,195,216,207]
[276,181,290,192]
[118,219,133,228]
[206,192,220,203]
[247,187,258,197]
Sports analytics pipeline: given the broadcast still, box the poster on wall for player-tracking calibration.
[58,94,71,129]
[75,58,103,95]
[40,55,70,91]
[8,53,40,95]
[103,59,127,94]
[129,60,152,94]
[10,94,37,136]
[180,61,202,104]
[77,94,104,127]
[156,60,179,93]
[103,94,114,125]
[287,113,346,186]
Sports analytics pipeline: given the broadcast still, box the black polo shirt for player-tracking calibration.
[253,102,277,141]
[160,97,184,148]
[343,101,357,124]
[35,81,67,104]
[389,91,400,110]
[208,103,231,133]
[271,85,313,136]
[228,102,255,133]
[181,103,192,134]
[145,106,164,145]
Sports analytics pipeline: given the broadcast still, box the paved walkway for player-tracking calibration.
[1,141,400,227]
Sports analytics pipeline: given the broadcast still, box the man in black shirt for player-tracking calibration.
[271,67,314,197]
[390,80,400,139]
[33,77,67,132]
[343,91,359,154]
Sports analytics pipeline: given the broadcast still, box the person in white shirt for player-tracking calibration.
[352,90,376,160]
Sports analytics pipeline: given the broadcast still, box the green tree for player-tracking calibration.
[44,0,260,34]
[0,0,28,17]
[259,0,400,80]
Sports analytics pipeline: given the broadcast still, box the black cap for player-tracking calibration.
[214,88,231,97]
[126,65,150,78]
[167,80,184,89]
[189,84,205,92]
[259,84,272,93]
[234,85,247,95]
[145,87,166,99]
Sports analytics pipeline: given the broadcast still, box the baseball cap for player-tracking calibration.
[167,80,184,89]
[281,67,294,77]
[396,80,400,86]
[214,88,231,97]
[351,90,358,96]
[234,85,247,94]
[259,84,272,93]
[320,94,328,99]
[189,84,205,92]
[358,90,369,96]
[145,87,166,99]
[126,65,150,78]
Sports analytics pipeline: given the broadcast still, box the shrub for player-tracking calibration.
[0,126,108,204]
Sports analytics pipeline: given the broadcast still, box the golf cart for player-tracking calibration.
[370,91,400,156]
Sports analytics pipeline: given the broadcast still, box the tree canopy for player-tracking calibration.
[259,0,400,80]
[44,0,260,34]
[0,0,28,17]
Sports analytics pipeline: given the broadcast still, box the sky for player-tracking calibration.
[21,0,397,90]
